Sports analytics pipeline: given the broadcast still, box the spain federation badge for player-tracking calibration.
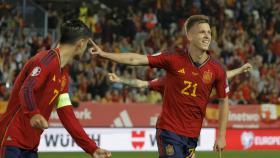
[165,144,174,156]
[202,70,212,84]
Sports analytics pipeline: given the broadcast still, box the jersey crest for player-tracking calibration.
[165,144,174,156]
[202,70,213,84]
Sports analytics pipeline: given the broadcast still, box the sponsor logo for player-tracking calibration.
[228,111,259,122]
[240,131,280,149]
[50,108,92,121]
[44,133,100,147]
[39,128,215,152]
[150,114,159,126]
[241,131,254,149]
[112,110,133,127]
[261,104,278,122]
[131,131,145,149]
[31,67,41,76]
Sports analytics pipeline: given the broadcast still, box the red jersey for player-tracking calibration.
[0,48,97,156]
[147,50,229,138]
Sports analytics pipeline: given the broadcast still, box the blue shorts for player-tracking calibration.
[1,146,38,158]
[156,129,198,158]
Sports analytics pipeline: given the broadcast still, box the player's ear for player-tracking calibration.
[186,31,192,42]
[75,38,86,49]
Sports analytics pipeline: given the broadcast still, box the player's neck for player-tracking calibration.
[56,44,74,68]
[188,44,208,64]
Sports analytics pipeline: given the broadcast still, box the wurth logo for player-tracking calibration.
[111,110,133,127]
[131,131,145,149]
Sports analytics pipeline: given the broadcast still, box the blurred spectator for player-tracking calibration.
[143,8,158,30]
[1,0,280,105]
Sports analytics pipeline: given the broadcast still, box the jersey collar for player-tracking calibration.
[186,50,211,68]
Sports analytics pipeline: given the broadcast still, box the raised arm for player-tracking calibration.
[108,73,148,88]
[226,63,252,79]
[90,39,148,66]
[210,63,253,98]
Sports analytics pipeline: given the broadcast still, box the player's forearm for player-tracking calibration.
[119,77,148,88]
[57,106,98,155]
[226,68,242,80]
[218,97,229,138]
[100,52,148,66]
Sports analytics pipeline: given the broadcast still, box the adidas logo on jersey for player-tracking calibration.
[178,68,185,74]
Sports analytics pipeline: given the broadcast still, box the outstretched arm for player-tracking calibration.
[226,63,252,80]
[89,39,148,66]
[108,73,148,88]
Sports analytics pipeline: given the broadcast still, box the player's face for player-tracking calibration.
[188,23,211,51]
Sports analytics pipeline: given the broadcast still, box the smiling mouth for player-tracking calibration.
[202,40,210,45]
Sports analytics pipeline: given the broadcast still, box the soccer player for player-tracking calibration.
[0,20,111,158]
[108,63,252,158]
[90,15,230,158]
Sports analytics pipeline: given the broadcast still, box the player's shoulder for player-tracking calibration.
[209,58,225,69]
[32,49,60,67]
[208,58,226,74]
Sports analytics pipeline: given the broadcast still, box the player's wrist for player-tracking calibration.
[99,50,109,57]
[89,146,100,156]
[24,109,40,119]
[217,134,226,139]
[86,141,99,155]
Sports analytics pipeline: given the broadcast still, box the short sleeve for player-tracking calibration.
[215,67,230,98]
[147,51,173,70]
[148,77,165,95]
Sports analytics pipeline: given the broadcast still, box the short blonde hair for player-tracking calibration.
[184,15,210,33]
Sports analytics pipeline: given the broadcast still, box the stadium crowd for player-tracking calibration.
[0,0,280,105]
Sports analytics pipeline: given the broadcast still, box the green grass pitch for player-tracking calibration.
[39,151,280,158]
